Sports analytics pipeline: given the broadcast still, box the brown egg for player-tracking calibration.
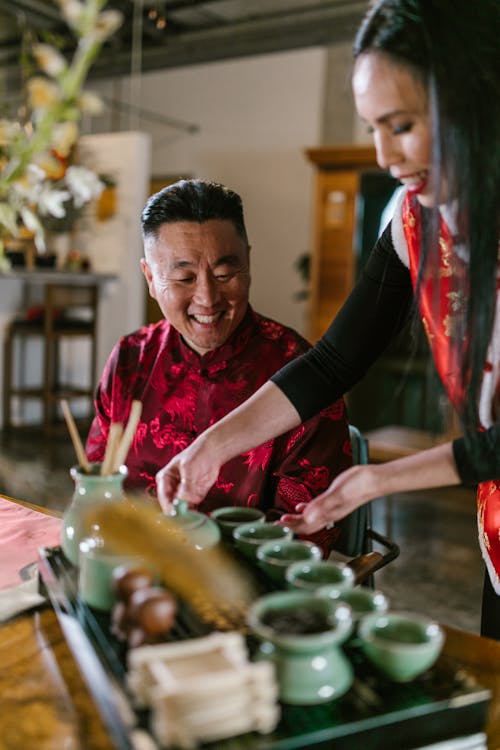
[128,586,177,636]
[111,565,156,603]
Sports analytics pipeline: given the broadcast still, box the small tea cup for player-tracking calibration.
[285,559,355,592]
[210,506,265,541]
[357,610,445,682]
[317,585,389,623]
[233,521,293,560]
[79,537,141,611]
[256,539,322,585]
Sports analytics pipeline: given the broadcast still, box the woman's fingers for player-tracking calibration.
[278,512,326,535]
[156,440,223,510]
[278,465,379,534]
[156,463,182,510]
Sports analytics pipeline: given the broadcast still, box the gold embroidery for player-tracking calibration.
[422,316,434,342]
[439,236,452,277]
[447,290,466,314]
[443,314,452,337]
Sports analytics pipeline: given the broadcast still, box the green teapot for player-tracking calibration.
[165,499,221,550]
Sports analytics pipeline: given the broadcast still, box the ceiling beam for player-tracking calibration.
[0,0,61,24]
[87,2,367,79]
[0,1,367,82]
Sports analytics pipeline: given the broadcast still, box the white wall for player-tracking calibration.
[88,47,327,336]
[76,131,152,373]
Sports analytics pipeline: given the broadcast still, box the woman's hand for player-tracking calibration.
[278,441,461,535]
[155,436,221,512]
[279,464,380,534]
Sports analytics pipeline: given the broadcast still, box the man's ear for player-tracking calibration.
[140,257,157,299]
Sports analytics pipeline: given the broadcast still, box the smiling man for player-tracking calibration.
[85,179,351,553]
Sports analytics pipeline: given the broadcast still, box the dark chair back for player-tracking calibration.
[331,425,399,583]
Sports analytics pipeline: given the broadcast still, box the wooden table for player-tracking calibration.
[2,496,500,750]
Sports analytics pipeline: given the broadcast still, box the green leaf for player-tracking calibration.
[0,203,18,236]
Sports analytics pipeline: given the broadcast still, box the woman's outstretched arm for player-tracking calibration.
[280,441,462,534]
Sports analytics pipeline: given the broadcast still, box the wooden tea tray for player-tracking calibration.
[38,546,490,750]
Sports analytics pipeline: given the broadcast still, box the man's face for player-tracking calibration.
[141,219,251,356]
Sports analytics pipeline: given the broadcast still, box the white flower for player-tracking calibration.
[0,120,21,146]
[26,77,61,110]
[51,122,79,157]
[26,164,46,184]
[79,90,104,115]
[32,44,67,77]
[94,9,123,41]
[21,206,43,234]
[37,184,72,218]
[0,0,121,261]
[65,165,103,207]
[57,0,86,30]
[21,208,46,252]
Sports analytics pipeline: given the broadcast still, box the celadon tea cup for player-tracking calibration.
[357,610,445,682]
[317,585,389,623]
[79,536,142,611]
[210,506,265,541]
[248,590,353,704]
[233,521,293,560]
[285,559,355,592]
[256,540,323,585]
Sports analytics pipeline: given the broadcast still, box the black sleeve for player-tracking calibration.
[271,223,414,421]
[452,425,500,486]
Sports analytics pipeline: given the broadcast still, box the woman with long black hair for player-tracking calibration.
[156,0,500,638]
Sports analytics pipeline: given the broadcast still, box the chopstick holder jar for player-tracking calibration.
[61,463,128,566]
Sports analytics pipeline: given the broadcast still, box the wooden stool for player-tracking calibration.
[3,283,98,433]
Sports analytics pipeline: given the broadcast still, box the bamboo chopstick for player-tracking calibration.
[101,422,124,476]
[60,399,91,473]
[112,400,143,472]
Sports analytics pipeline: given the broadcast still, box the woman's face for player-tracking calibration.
[353,52,437,207]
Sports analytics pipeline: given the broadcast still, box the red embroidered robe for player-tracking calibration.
[402,194,500,592]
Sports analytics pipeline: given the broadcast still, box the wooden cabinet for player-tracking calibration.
[305,145,453,451]
[306,145,388,342]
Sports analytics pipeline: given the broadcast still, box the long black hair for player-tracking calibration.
[354,0,500,445]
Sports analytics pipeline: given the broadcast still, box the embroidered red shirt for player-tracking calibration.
[86,307,352,554]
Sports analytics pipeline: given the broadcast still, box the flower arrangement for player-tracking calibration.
[0,0,123,270]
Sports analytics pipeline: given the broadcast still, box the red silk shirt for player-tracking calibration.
[86,307,352,554]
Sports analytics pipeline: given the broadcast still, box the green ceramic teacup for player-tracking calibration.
[233,521,293,560]
[317,584,389,622]
[285,559,355,592]
[248,590,353,704]
[357,610,445,682]
[256,539,322,585]
[210,506,265,541]
[78,537,141,611]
